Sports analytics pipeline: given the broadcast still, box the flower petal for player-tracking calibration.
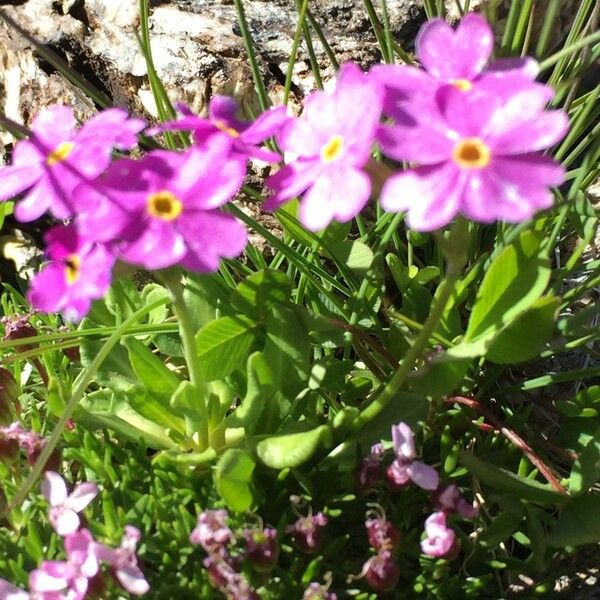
[42,471,68,507]
[52,507,81,536]
[30,105,76,148]
[241,106,289,144]
[120,220,186,270]
[0,579,30,600]
[407,461,439,490]
[0,163,43,202]
[380,163,463,232]
[116,563,150,596]
[65,482,98,512]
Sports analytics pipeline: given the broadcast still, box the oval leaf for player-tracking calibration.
[214,449,255,512]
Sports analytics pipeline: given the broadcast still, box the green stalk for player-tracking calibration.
[1,297,169,519]
[350,218,469,432]
[284,0,310,104]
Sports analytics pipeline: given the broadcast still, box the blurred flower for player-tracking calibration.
[302,581,337,600]
[189,509,234,555]
[265,62,383,231]
[355,443,384,491]
[74,140,247,272]
[2,314,38,353]
[0,579,30,600]
[361,550,400,593]
[29,528,99,600]
[95,526,149,596]
[386,422,439,491]
[432,484,478,519]
[420,511,458,558]
[203,556,259,600]
[287,511,328,554]
[365,517,401,552]
[0,106,144,222]
[27,226,115,322]
[42,471,98,537]
[242,527,279,572]
[153,98,288,163]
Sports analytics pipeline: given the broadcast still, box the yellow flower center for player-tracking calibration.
[147,190,183,221]
[64,254,81,285]
[215,120,240,138]
[452,138,491,169]
[451,79,473,92]
[46,141,74,166]
[320,135,344,163]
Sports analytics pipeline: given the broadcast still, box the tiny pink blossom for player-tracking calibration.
[94,526,149,596]
[433,484,479,519]
[189,509,234,554]
[0,106,144,222]
[153,97,288,163]
[420,511,457,558]
[42,471,98,536]
[391,422,416,460]
[0,579,30,600]
[265,62,383,231]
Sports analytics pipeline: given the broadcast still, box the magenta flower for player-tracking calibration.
[371,13,540,124]
[27,226,115,322]
[286,511,328,554]
[29,529,99,600]
[356,443,384,491]
[189,509,234,554]
[265,62,383,231]
[386,422,439,491]
[95,526,149,596]
[0,106,144,221]
[420,511,457,558]
[203,556,259,600]
[432,484,479,519]
[74,139,247,272]
[242,527,279,572]
[0,579,30,600]
[380,84,567,230]
[153,97,288,162]
[365,517,401,551]
[361,550,400,593]
[41,471,98,536]
[303,582,337,600]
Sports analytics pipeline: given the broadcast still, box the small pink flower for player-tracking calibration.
[362,550,400,593]
[94,526,149,596]
[27,225,115,322]
[265,62,383,231]
[356,443,384,491]
[242,527,279,572]
[286,511,328,554]
[41,471,98,536]
[154,97,288,163]
[365,517,401,551]
[432,484,479,519]
[203,556,259,600]
[420,511,457,558]
[189,509,234,554]
[0,106,144,222]
[29,529,99,600]
[303,581,337,600]
[0,579,30,600]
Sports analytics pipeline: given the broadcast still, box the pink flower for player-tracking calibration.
[361,550,400,593]
[203,556,259,600]
[265,62,383,231]
[420,511,457,558]
[432,484,479,519]
[242,527,279,572]
[365,517,401,551]
[153,97,288,162]
[0,579,30,600]
[356,443,384,491]
[41,471,98,536]
[387,422,439,491]
[29,529,99,600]
[286,511,328,554]
[0,106,144,222]
[74,139,247,272]
[379,83,567,230]
[95,526,149,596]
[189,509,234,554]
[303,582,337,600]
[27,226,115,322]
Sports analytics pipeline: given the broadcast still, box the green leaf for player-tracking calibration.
[128,388,186,434]
[183,273,232,333]
[465,231,551,343]
[263,305,310,400]
[485,296,560,364]
[409,356,470,397]
[196,315,260,381]
[214,449,255,512]
[479,511,524,547]
[549,495,600,547]
[256,425,333,469]
[122,337,180,399]
[230,269,293,319]
[569,434,600,494]
[326,240,374,274]
[225,352,275,430]
[460,452,567,505]
[77,389,174,448]
[106,278,142,322]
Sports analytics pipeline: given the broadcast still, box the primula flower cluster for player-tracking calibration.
[0,471,148,599]
[0,12,567,321]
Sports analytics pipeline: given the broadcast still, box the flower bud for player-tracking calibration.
[243,527,279,572]
[356,444,384,491]
[0,368,17,425]
[190,509,234,554]
[302,581,337,600]
[2,315,38,353]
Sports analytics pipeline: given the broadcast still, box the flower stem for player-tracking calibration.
[350,218,469,432]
